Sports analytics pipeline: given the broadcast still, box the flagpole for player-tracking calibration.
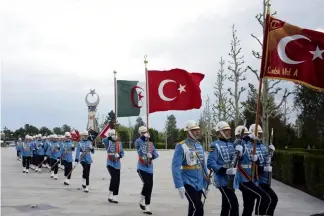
[113,70,117,130]
[144,55,149,129]
[251,0,271,181]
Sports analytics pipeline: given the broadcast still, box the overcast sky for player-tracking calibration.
[1,0,324,132]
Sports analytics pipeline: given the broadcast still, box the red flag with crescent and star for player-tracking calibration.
[261,15,324,91]
[148,68,204,113]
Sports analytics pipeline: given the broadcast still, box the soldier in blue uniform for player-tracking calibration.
[35,134,44,172]
[45,135,52,170]
[171,120,209,216]
[16,138,22,161]
[30,136,37,170]
[49,134,62,180]
[233,125,270,216]
[207,121,241,216]
[75,130,95,193]
[248,124,278,216]
[135,126,159,215]
[62,132,75,185]
[103,129,125,204]
[20,135,33,173]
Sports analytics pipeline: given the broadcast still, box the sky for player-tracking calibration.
[1,0,324,132]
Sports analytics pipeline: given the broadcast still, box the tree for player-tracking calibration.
[294,85,324,148]
[199,95,213,150]
[148,128,159,143]
[227,24,247,128]
[165,115,179,149]
[13,127,26,139]
[246,0,291,144]
[61,124,71,133]
[117,125,131,147]
[213,57,231,124]
[104,110,118,129]
[24,124,39,135]
[39,126,52,136]
[53,127,63,135]
[132,117,146,142]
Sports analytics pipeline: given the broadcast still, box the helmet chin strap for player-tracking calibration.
[220,130,230,140]
[188,131,198,140]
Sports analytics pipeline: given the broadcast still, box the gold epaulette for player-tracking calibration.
[179,140,185,144]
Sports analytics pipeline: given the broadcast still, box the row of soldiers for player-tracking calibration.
[15,120,277,216]
[103,121,278,216]
[15,130,95,192]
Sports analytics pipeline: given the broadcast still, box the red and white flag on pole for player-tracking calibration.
[99,124,111,138]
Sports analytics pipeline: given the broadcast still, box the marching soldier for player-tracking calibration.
[49,134,62,179]
[75,130,95,193]
[171,120,209,216]
[35,134,44,172]
[103,129,124,204]
[45,135,52,170]
[234,125,270,216]
[21,135,32,173]
[30,136,36,170]
[16,138,22,161]
[62,132,75,185]
[249,124,278,216]
[207,121,240,216]
[135,126,159,215]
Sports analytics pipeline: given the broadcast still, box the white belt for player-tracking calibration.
[107,153,115,155]
[240,164,252,169]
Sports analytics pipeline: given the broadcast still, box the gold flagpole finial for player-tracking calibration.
[266,0,271,14]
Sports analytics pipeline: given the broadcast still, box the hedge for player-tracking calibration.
[273,150,324,199]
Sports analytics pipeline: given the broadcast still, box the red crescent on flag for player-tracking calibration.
[130,86,144,108]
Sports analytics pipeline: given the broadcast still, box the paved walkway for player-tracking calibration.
[1,148,323,216]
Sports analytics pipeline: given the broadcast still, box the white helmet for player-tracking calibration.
[249,124,263,134]
[214,121,231,139]
[52,134,58,139]
[109,129,118,140]
[19,138,22,141]
[138,126,147,134]
[38,134,42,137]
[80,130,88,136]
[65,132,71,137]
[235,126,249,136]
[184,120,200,132]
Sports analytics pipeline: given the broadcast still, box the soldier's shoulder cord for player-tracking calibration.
[179,140,185,145]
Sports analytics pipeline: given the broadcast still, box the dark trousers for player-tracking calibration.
[137,169,153,205]
[22,156,31,169]
[81,161,91,185]
[63,160,73,179]
[239,182,271,216]
[259,183,278,216]
[17,150,21,157]
[218,186,239,216]
[50,158,59,174]
[184,184,204,216]
[31,154,35,165]
[107,165,121,195]
[37,155,44,167]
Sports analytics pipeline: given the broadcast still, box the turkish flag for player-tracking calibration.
[261,15,324,91]
[148,68,204,113]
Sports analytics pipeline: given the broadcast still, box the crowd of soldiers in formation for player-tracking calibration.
[14,120,277,216]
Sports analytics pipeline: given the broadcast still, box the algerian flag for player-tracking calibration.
[117,80,147,117]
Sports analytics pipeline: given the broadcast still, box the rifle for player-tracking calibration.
[228,120,247,189]
[267,128,274,186]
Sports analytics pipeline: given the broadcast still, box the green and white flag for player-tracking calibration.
[117,80,147,117]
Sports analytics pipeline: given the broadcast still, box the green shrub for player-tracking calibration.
[304,155,324,198]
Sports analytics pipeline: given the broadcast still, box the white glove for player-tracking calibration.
[57,158,60,161]
[269,144,275,151]
[248,133,256,140]
[235,145,243,157]
[226,168,237,175]
[264,166,273,172]
[114,153,120,158]
[147,153,152,158]
[44,156,47,160]
[252,154,258,162]
[178,187,186,199]
[144,133,150,138]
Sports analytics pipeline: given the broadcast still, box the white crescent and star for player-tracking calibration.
[277,34,324,64]
[158,79,186,101]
